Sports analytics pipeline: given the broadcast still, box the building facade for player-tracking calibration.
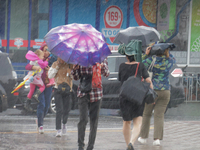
[0,0,198,76]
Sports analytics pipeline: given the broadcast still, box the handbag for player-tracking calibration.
[80,74,92,93]
[119,63,150,105]
[147,56,156,79]
[58,82,71,95]
[144,88,158,104]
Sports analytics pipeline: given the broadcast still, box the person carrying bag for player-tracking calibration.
[118,41,153,150]
[71,59,110,150]
[48,57,73,137]
[138,44,176,146]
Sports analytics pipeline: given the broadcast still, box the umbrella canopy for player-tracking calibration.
[44,23,111,67]
[149,43,176,55]
[113,26,160,47]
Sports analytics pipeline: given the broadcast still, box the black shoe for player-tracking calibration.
[78,146,84,150]
[24,99,33,112]
[33,89,41,103]
[127,143,134,150]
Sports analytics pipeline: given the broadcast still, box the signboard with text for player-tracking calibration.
[190,0,200,65]
[100,0,127,50]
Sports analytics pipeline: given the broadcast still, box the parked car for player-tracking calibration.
[0,84,8,112]
[14,52,185,114]
[0,52,18,112]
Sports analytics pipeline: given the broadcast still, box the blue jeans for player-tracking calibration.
[37,86,53,127]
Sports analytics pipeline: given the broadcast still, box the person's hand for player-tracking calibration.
[32,66,41,72]
[54,60,62,68]
[73,64,79,69]
[145,47,151,55]
[45,65,50,71]
[101,62,104,68]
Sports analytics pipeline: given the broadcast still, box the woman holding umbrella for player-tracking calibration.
[48,57,73,137]
[43,23,111,148]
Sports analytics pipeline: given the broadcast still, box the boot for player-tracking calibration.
[33,89,41,103]
[24,98,33,112]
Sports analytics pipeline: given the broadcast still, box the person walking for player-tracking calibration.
[118,53,153,150]
[48,57,73,137]
[138,46,176,146]
[71,60,109,150]
[25,43,57,134]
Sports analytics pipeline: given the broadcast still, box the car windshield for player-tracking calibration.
[107,56,126,73]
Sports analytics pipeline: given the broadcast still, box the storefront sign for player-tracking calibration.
[103,5,123,43]
[108,45,119,52]
[190,0,200,64]
[157,0,170,31]
[32,39,45,49]
[14,38,24,49]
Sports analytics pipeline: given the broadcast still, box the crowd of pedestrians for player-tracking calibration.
[22,38,175,150]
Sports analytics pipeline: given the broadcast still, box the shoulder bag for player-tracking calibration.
[147,56,156,79]
[80,74,92,93]
[119,63,150,105]
[58,82,71,96]
[144,88,158,104]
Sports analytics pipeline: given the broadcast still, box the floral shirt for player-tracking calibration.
[142,53,176,90]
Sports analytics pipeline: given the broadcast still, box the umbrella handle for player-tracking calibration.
[11,69,41,94]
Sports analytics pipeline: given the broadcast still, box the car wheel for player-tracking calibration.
[50,94,56,114]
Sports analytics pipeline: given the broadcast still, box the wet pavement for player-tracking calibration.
[0,102,200,150]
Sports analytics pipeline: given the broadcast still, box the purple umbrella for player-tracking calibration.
[44,23,111,67]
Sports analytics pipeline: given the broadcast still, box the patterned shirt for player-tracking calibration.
[71,60,110,102]
[142,53,176,90]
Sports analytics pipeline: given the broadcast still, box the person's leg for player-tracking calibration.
[37,90,45,128]
[25,83,36,111]
[153,90,170,140]
[78,95,89,149]
[140,102,154,139]
[130,116,142,145]
[87,100,101,150]
[27,83,36,99]
[123,120,132,146]
[62,94,71,135]
[54,89,63,130]
[62,94,71,125]
[38,84,45,93]
[43,86,53,117]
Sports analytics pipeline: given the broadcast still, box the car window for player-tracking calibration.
[0,55,13,76]
[107,56,126,73]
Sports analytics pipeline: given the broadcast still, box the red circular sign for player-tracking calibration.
[104,5,123,29]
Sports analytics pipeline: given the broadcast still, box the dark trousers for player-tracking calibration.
[78,94,101,150]
[54,89,71,130]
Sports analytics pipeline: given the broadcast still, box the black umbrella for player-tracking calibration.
[113,26,160,46]
[150,43,176,55]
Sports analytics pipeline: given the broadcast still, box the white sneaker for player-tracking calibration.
[62,128,67,135]
[138,137,147,144]
[39,126,44,134]
[56,130,62,137]
[153,139,160,146]
[62,124,67,135]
